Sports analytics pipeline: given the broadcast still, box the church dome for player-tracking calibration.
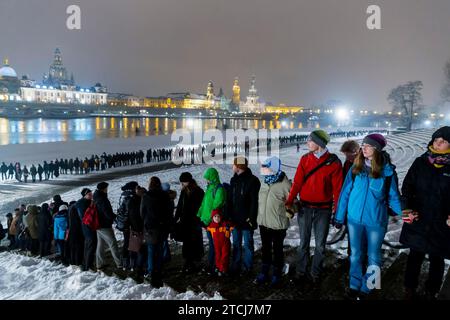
[0,58,18,78]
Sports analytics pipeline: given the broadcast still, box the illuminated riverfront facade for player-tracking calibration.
[0,58,21,102]
[264,104,304,114]
[140,82,231,110]
[21,86,107,105]
[0,49,108,106]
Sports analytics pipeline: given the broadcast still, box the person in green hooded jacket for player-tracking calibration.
[197,167,226,274]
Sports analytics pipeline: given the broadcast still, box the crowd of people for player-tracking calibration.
[0,130,387,183]
[1,126,448,300]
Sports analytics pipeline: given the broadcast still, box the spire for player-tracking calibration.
[3,57,9,66]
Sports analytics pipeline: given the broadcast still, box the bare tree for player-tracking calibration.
[388,81,423,130]
[441,59,450,103]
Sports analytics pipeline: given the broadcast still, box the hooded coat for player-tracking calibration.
[197,168,226,226]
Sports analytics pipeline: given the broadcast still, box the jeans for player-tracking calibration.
[297,207,331,277]
[404,249,445,295]
[147,242,163,275]
[231,228,254,273]
[55,239,65,257]
[347,221,386,294]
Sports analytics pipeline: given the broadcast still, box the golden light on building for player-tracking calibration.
[264,104,304,114]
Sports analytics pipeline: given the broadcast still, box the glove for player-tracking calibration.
[286,208,295,219]
[334,221,343,229]
[402,209,419,224]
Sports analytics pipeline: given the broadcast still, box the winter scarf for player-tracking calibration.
[264,171,284,185]
[427,146,450,168]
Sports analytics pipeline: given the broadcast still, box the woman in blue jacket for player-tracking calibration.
[335,133,402,298]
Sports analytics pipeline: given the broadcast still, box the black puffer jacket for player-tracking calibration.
[228,168,261,230]
[140,188,171,244]
[93,190,115,229]
[400,153,450,259]
[116,189,134,231]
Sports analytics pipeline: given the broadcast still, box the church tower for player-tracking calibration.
[44,48,71,87]
[246,75,258,106]
[232,77,240,106]
[206,81,214,100]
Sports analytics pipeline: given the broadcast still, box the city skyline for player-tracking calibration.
[2,0,450,110]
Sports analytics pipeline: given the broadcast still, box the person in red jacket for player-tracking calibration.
[207,209,234,276]
[286,129,343,284]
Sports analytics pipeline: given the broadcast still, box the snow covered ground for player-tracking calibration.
[0,128,447,300]
[0,252,222,300]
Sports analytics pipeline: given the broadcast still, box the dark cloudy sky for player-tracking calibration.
[1,0,450,110]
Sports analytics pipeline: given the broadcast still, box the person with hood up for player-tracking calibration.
[197,167,227,275]
[207,208,234,276]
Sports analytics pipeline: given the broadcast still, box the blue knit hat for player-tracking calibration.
[261,156,281,175]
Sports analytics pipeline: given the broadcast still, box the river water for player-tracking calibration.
[0,117,309,145]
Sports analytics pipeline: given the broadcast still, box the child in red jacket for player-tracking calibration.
[207,209,234,276]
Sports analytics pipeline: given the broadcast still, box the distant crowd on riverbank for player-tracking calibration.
[0,129,387,184]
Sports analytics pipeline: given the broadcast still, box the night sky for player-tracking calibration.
[1,0,450,110]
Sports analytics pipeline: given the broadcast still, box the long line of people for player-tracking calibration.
[1,127,448,299]
[1,129,386,183]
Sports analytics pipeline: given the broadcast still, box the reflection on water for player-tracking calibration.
[0,117,310,145]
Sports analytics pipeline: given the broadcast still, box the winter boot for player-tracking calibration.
[270,266,282,288]
[254,264,270,285]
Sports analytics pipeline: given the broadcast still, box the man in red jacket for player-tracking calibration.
[286,129,343,284]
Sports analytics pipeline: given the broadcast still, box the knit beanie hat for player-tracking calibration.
[261,156,281,175]
[430,126,450,145]
[211,208,223,219]
[309,130,330,148]
[179,172,193,183]
[362,133,387,151]
[161,182,170,192]
[97,181,109,190]
[81,188,92,197]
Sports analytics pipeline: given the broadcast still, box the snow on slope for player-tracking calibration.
[0,252,222,300]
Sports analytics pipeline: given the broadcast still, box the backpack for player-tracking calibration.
[82,202,100,230]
